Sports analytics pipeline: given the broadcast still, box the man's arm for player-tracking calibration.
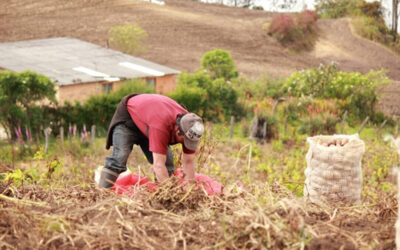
[182,153,195,181]
[153,153,169,183]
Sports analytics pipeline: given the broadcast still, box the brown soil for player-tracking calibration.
[1,139,398,249]
[2,0,400,114]
[1,3,400,247]
[1,0,400,81]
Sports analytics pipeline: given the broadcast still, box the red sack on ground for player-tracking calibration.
[112,174,158,195]
[174,169,223,195]
[112,169,223,196]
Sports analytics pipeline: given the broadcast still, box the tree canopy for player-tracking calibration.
[0,70,56,140]
[201,49,238,80]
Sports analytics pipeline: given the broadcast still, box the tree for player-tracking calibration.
[0,71,56,140]
[173,71,243,121]
[393,0,398,34]
[201,49,238,80]
[108,24,148,55]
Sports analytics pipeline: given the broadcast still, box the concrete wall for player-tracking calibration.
[155,74,176,94]
[58,81,106,104]
[57,74,177,104]
[0,126,7,140]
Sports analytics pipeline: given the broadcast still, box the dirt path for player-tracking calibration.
[314,18,400,80]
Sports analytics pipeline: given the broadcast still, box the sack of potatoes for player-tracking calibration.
[304,134,365,206]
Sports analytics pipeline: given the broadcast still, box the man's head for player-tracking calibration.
[176,113,204,151]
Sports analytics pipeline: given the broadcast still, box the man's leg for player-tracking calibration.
[100,124,135,188]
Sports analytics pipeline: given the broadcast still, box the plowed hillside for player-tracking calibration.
[2,0,400,113]
[2,0,400,80]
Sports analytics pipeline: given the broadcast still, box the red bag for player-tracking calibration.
[112,169,223,196]
[174,169,223,195]
[112,174,158,195]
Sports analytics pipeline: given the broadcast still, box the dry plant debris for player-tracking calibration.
[0,178,396,250]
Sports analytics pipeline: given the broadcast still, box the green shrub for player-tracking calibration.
[172,51,244,122]
[329,70,389,121]
[284,63,338,97]
[209,78,243,119]
[282,97,312,123]
[108,24,148,55]
[0,70,56,140]
[177,71,212,90]
[282,97,340,125]
[284,63,389,122]
[315,0,361,18]
[172,72,243,122]
[168,86,206,115]
[0,144,14,165]
[317,0,400,51]
[201,49,238,80]
[359,1,382,18]
[232,76,285,100]
[252,5,264,10]
[54,79,154,135]
[264,114,279,141]
[298,112,338,135]
[352,16,391,44]
[113,79,154,96]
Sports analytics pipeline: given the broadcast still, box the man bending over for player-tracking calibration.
[99,93,204,188]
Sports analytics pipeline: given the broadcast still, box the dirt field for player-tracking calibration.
[0,139,398,249]
[1,0,400,81]
[1,3,400,247]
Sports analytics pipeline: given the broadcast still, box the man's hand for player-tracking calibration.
[153,153,169,183]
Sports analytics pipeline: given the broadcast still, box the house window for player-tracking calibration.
[146,78,155,88]
[102,83,112,94]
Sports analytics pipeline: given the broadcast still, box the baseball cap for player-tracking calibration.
[179,113,204,151]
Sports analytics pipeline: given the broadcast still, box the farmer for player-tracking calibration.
[98,93,204,188]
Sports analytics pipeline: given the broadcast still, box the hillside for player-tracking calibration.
[2,0,400,81]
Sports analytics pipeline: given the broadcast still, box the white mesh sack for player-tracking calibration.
[304,134,365,205]
[395,168,400,250]
[386,137,400,250]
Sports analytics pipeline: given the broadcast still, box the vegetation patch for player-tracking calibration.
[266,10,319,51]
[0,125,398,249]
[316,0,400,52]
[108,23,148,55]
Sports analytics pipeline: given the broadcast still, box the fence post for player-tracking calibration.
[73,124,77,138]
[271,97,285,116]
[249,116,258,140]
[91,125,96,144]
[341,111,348,134]
[357,116,370,134]
[378,120,387,138]
[60,126,64,144]
[262,120,267,141]
[44,127,52,153]
[229,116,234,139]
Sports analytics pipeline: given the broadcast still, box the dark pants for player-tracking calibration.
[104,123,175,176]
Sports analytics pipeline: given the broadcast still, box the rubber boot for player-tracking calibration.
[98,168,119,188]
